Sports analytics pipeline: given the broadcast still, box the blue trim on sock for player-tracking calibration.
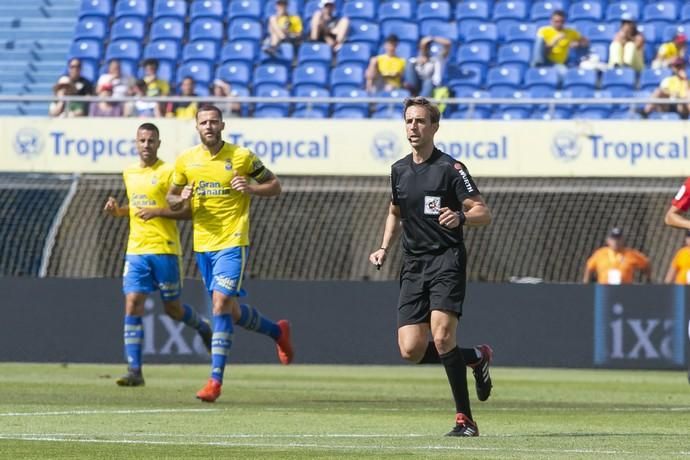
[124,315,143,371]
[210,314,233,383]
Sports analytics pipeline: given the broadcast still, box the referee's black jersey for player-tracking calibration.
[391,148,480,256]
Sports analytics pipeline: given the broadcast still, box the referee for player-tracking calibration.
[369,97,493,437]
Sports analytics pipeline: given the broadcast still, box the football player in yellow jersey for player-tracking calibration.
[104,123,213,387]
[366,34,406,94]
[167,106,294,402]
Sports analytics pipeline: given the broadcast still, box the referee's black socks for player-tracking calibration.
[439,346,473,420]
[418,341,481,367]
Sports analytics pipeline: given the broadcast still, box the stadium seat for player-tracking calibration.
[662,24,689,42]
[68,39,102,61]
[182,40,219,63]
[420,19,458,40]
[563,68,597,90]
[79,0,112,19]
[587,23,617,44]
[294,85,330,113]
[381,20,420,45]
[465,23,499,46]
[255,86,290,115]
[524,67,560,90]
[336,42,373,65]
[569,1,602,21]
[486,65,523,91]
[190,0,224,20]
[74,16,108,40]
[293,107,329,118]
[578,89,611,111]
[330,63,366,93]
[417,1,451,21]
[220,40,258,64]
[643,2,678,24]
[227,19,263,42]
[259,42,295,64]
[177,60,212,85]
[254,106,290,118]
[110,17,146,41]
[144,40,180,62]
[530,1,569,21]
[532,107,572,119]
[215,61,251,85]
[114,0,149,20]
[342,0,376,20]
[105,39,141,63]
[505,23,538,45]
[150,18,185,42]
[292,63,329,92]
[455,1,490,21]
[605,1,640,23]
[297,42,333,65]
[636,23,659,44]
[493,1,528,22]
[446,62,486,87]
[455,43,492,65]
[601,67,636,90]
[493,107,531,119]
[378,1,414,23]
[153,0,187,20]
[227,0,262,20]
[190,18,224,42]
[649,111,681,120]
[348,20,380,45]
[448,108,491,119]
[639,67,672,90]
[332,86,369,113]
[588,42,609,61]
[682,3,690,22]
[574,107,611,119]
[253,64,290,93]
[332,107,369,118]
[497,43,532,69]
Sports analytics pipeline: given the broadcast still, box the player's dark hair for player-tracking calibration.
[403,97,441,124]
[196,104,224,121]
[137,122,160,137]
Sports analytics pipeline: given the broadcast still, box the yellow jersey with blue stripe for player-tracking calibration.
[172,142,269,252]
[123,159,181,255]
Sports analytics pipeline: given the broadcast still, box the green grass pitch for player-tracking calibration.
[0,363,689,459]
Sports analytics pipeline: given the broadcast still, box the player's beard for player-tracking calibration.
[200,131,221,148]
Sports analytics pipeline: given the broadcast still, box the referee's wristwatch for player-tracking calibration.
[456,211,466,226]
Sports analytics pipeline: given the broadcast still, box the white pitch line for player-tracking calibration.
[0,408,221,417]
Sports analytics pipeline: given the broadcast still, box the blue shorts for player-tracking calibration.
[195,246,248,297]
[122,254,182,301]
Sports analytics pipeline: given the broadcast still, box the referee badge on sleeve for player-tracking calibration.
[424,196,441,215]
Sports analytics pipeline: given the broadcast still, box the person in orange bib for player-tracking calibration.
[665,230,690,284]
[583,227,651,284]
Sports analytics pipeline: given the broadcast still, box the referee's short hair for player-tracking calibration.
[403,97,441,124]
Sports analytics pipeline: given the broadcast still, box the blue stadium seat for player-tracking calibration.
[144,40,180,62]
[215,61,252,85]
[227,0,262,20]
[343,0,376,20]
[605,1,640,23]
[505,23,538,45]
[177,60,212,85]
[220,40,258,64]
[639,67,671,90]
[253,64,290,93]
[259,42,295,64]
[297,42,333,65]
[569,1,602,21]
[79,0,111,18]
[114,0,149,20]
[448,108,491,119]
[465,23,499,46]
[573,107,611,119]
[69,39,102,61]
[493,107,531,120]
[255,86,290,115]
[643,2,678,24]
[74,16,108,40]
[294,86,330,113]
[493,1,528,22]
[662,24,689,42]
[333,107,369,118]
[254,106,290,118]
[455,43,492,65]
[336,42,373,65]
[649,111,681,120]
[381,20,420,45]
[348,20,381,45]
[110,17,146,41]
[105,39,141,63]
[182,40,218,63]
[332,86,369,113]
[587,23,617,44]
[682,3,690,22]
[455,1,490,21]
[417,1,451,21]
[421,19,458,40]
[497,43,532,69]
[153,0,187,20]
[330,63,366,93]
[228,18,263,42]
[449,86,490,113]
[378,1,414,23]
[636,23,659,44]
[601,67,635,90]
[150,18,185,42]
[190,0,224,20]
[293,107,329,118]
[292,63,329,91]
[524,67,560,90]
[446,63,485,88]
[532,107,572,119]
[530,1,569,21]
[587,42,609,61]
[563,68,597,90]
[486,65,523,91]
[190,18,224,42]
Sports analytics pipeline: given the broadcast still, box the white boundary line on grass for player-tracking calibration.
[0,408,221,417]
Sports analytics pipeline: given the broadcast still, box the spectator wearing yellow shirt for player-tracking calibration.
[665,230,690,284]
[142,58,170,116]
[641,58,690,118]
[652,33,687,69]
[365,34,406,94]
[583,227,651,285]
[532,10,589,71]
[266,0,303,55]
[166,77,197,120]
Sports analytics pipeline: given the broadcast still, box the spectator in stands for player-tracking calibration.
[166,77,198,120]
[652,33,688,70]
[89,82,124,117]
[582,227,651,285]
[608,14,645,72]
[97,59,134,99]
[532,10,589,71]
[123,79,161,118]
[404,36,452,97]
[210,79,241,118]
[142,58,170,116]
[49,76,84,117]
[640,58,690,119]
[664,230,690,284]
[265,0,303,56]
[60,58,93,115]
[365,34,406,94]
[310,0,349,52]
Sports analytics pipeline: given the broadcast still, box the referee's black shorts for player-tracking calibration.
[397,246,467,327]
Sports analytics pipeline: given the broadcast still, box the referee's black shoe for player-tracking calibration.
[445,413,479,437]
[471,344,493,402]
